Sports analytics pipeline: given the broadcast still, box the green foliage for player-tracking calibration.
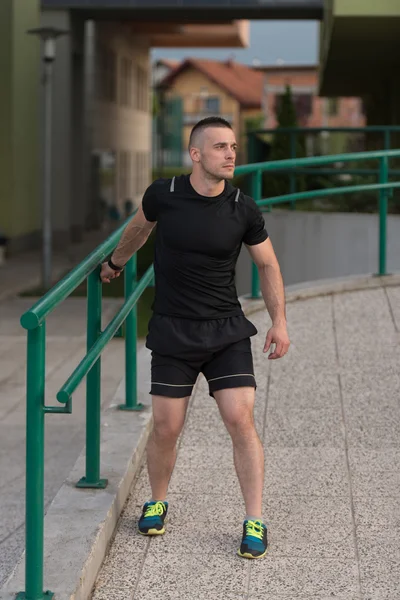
[263,85,306,200]
[245,113,264,133]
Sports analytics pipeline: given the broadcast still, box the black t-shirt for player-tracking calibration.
[142,174,268,320]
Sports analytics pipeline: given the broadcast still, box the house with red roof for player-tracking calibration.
[158,58,265,164]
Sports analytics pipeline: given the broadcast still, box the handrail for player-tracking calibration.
[57,265,154,404]
[258,181,400,208]
[20,213,135,330]
[249,125,400,134]
[19,146,399,599]
[235,149,400,176]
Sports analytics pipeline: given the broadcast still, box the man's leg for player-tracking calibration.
[146,395,190,501]
[213,386,264,517]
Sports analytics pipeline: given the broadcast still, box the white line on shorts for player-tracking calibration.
[151,382,195,387]
[207,373,255,383]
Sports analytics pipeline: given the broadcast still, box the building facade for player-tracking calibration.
[259,64,365,155]
[0,0,248,255]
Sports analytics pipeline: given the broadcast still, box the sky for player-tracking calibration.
[152,20,319,66]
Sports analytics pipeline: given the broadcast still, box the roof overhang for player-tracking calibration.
[126,20,249,48]
[319,5,400,96]
[42,0,324,21]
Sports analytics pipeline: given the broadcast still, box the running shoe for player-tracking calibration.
[138,500,168,535]
[237,519,268,558]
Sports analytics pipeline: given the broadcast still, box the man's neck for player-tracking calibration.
[189,172,225,197]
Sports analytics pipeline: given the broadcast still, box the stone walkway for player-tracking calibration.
[91,285,400,600]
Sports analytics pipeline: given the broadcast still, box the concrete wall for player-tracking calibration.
[0,0,40,250]
[236,210,400,295]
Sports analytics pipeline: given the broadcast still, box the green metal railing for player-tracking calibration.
[247,126,400,209]
[19,147,400,599]
[235,148,400,298]
[18,212,154,600]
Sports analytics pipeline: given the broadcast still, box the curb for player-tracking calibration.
[240,272,400,317]
[1,346,153,600]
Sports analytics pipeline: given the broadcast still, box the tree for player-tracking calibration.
[264,85,306,198]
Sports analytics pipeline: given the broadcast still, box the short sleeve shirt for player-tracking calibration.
[142,174,268,320]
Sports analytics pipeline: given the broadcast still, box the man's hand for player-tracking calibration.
[100,262,122,284]
[263,321,290,359]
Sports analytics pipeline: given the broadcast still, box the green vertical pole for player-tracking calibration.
[378,156,389,276]
[289,131,296,210]
[250,170,262,299]
[119,255,143,410]
[76,268,107,488]
[251,262,259,299]
[384,129,391,177]
[18,324,54,599]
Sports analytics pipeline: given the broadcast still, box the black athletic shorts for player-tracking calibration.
[146,314,258,398]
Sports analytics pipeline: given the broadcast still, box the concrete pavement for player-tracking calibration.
[91,284,400,600]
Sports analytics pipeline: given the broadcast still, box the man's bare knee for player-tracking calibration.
[214,387,256,437]
[151,394,189,446]
[152,418,183,445]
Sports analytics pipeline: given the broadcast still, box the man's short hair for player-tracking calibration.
[189,116,232,149]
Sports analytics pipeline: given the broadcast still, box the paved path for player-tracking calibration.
[0,296,125,586]
[91,286,400,600]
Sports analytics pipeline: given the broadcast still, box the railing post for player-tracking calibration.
[119,255,143,411]
[17,324,54,599]
[250,170,262,299]
[378,156,389,276]
[289,130,296,210]
[383,128,391,177]
[76,267,107,488]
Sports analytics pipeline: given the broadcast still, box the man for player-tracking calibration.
[100,116,290,559]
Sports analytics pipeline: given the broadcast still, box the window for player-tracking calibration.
[293,94,313,122]
[132,151,150,195]
[327,97,339,116]
[204,96,220,114]
[134,65,149,111]
[274,92,313,123]
[97,45,117,102]
[133,151,140,194]
[119,151,131,201]
[120,57,132,106]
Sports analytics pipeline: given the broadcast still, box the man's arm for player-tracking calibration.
[100,205,155,283]
[111,205,155,267]
[246,238,290,359]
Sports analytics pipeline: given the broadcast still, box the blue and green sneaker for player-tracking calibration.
[138,501,168,535]
[238,519,268,559]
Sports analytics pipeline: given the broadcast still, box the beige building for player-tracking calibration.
[0,0,248,254]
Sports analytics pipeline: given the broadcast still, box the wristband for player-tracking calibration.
[108,258,124,271]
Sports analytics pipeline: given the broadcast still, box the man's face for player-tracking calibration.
[192,127,237,180]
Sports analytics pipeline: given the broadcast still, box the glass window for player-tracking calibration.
[204,96,220,113]
[327,97,339,117]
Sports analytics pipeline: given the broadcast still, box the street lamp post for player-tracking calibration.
[27,27,68,291]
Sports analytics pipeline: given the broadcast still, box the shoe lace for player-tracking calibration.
[245,520,264,541]
[144,501,166,517]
